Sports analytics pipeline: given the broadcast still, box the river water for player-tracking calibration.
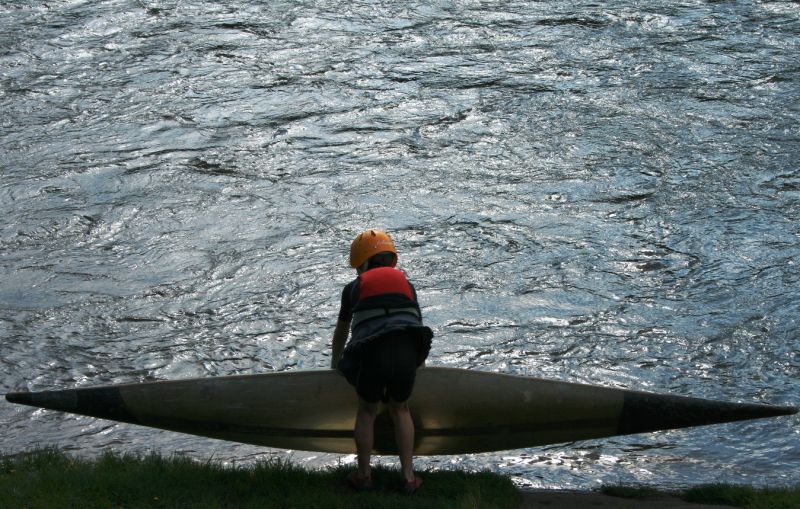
[1,0,798,491]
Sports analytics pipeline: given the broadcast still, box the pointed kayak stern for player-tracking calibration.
[6,386,141,425]
[619,391,798,436]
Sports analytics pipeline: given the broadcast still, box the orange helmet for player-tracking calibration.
[349,229,397,268]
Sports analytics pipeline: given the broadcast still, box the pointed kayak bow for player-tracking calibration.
[6,367,797,455]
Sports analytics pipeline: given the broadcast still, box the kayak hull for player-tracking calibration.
[6,367,797,455]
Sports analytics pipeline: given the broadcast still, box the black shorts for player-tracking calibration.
[355,331,419,404]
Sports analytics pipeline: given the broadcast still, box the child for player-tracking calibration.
[331,229,433,494]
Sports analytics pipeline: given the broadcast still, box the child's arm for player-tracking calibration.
[330,320,349,369]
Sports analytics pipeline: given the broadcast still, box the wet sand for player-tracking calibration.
[519,490,736,509]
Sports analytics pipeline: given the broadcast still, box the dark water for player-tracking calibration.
[1,0,798,491]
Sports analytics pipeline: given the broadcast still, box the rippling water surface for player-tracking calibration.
[2,0,798,490]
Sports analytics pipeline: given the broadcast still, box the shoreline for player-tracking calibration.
[518,489,736,509]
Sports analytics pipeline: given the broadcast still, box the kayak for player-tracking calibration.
[5,367,796,455]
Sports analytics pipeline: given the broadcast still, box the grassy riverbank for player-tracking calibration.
[1,448,520,509]
[2,449,798,509]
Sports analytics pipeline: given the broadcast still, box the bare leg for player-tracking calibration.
[388,399,415,482]
[355,398,378,478]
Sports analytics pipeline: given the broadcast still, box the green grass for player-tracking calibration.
[0,448,521,509]
[600,484,662,499]
[603,483,800,509]
[4,449,799,509]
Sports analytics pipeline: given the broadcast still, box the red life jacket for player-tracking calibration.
[357,267,415,302]
[350,267,420,331]
[338,267,433,378]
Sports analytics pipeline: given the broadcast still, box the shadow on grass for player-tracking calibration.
[683,484,800,509]
[603,483,800,509]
